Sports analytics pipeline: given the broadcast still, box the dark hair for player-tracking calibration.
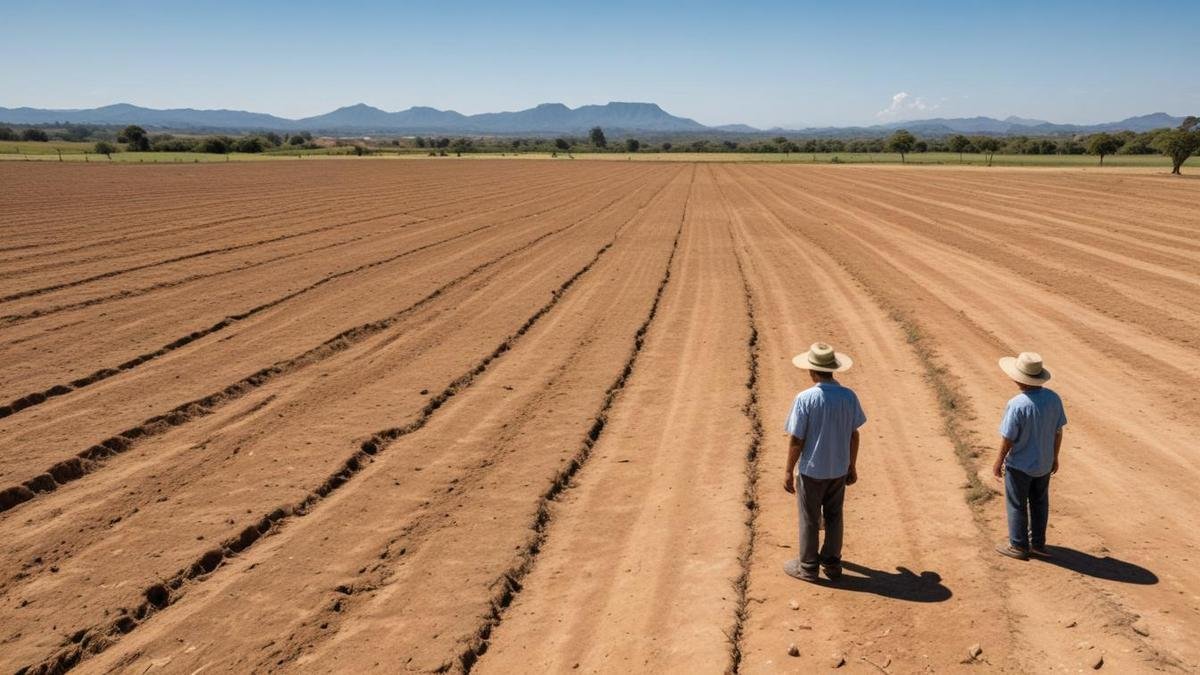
[812,369,835,380]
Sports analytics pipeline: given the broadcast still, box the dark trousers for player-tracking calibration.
[1005,467,1051,549]
[797,473,846,571]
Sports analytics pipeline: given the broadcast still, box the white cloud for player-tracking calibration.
[876,91,939,119]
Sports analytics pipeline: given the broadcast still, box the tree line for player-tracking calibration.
[4,118,1198,172]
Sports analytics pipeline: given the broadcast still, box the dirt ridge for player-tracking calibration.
[14,186,645,675]
[724,239,765,674]
[0,192,630,513]
[457,167,694,674]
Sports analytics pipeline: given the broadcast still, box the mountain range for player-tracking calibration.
[0,102,1186,137]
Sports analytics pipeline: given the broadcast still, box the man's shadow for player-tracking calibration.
[1034,546,1158,584]
[810,561,952,602]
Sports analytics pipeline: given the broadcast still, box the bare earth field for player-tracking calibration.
[0,161,1197,674]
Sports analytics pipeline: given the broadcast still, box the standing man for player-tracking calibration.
[783,342,867,582]
[993,352,1067,560]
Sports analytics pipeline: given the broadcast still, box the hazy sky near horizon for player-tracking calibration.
[4,0,1197,128]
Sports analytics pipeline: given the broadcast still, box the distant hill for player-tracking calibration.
[0,102,1188,136]
[0,101,706,134]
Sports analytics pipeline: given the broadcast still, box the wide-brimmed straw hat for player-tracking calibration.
[792,342,853,373]
[999,352,1051,386]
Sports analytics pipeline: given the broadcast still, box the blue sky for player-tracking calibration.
[3,0,1196,127]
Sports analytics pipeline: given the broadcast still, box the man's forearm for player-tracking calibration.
[849,430,860,470]
[995,438,1013,466]
[786,437,802,476]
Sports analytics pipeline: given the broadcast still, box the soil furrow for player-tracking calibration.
[0,195,620,513]
[724,209,765,675]
[0,224,488,429]
[13,168,674,675]
[456,170,691,673]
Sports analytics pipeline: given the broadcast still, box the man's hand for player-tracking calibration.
[845,466,858,486]
[992,460,1005,483]
[784,473,795,494]
[1051,458,1059,475]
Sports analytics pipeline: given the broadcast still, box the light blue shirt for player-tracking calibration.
[784,380,867,479]
[999,387,1067,477]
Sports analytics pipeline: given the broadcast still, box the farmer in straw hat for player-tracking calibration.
[783,342,867,582]
[994,352,1067,560]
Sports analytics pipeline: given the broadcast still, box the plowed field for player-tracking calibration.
[1,161,1196,674]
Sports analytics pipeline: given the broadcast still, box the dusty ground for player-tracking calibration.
[0,161,1196,674]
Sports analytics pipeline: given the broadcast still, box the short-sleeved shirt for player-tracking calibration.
[784,380,867,479]
[998,387,1067,477]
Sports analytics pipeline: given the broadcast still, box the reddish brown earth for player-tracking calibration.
[0,161,1196,674]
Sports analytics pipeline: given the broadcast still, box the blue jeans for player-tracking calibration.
[1005,467,1050,549]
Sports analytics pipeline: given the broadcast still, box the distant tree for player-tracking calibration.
[289,134,307,146]
[449,137,473,153]
[690,139,710,152]
[1086,132,1123,166]
[950,133,969,162]
[589,126,607,148]
[264,132,283,146]
[973,136,1001,166]
[197,136,230,154]
[0,126,15,141]
[21,128,49,142]
[554,138,570,150]
[120,125,150,151]
[625,138,640,152]
[436,137,451,148]
[235,136,265,153]
[723,140,739,150]
[1153,117,1200,175]
[352,144,370,156]
[93,141,117,157]
[660,141,672,152]
[63,124,94,141]
[914,140,928,153]
[152,135,194,152]
[414,136,426,148]
[886,129,916,163]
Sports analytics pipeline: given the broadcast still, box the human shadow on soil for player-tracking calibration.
[820,561,952,602]
[1035,547,1158,585]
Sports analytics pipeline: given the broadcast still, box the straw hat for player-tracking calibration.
[792,342,853,373]
[999,352,1051,386]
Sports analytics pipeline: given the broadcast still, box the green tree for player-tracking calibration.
[661,142,672,152]
[949,134,970,162]
[197,136,230,154]
[235,136,265,153]
[93,141,118,157]
[1153,117,1200,175]
[973,136,1000,166]
[289,134,307,146]
[120,125,150,151]
[554,138,570,150]
[21,128,49,142]
[1086,132,1123,166]
[589,126,607,148]
[0,126,15,141]
[264,132,283,146]
[886,129,916,163]
[625,138,640,152]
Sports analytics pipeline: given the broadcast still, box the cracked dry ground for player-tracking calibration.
[0,161,1196,674]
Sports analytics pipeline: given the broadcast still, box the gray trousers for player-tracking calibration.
[797,473,847,571]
